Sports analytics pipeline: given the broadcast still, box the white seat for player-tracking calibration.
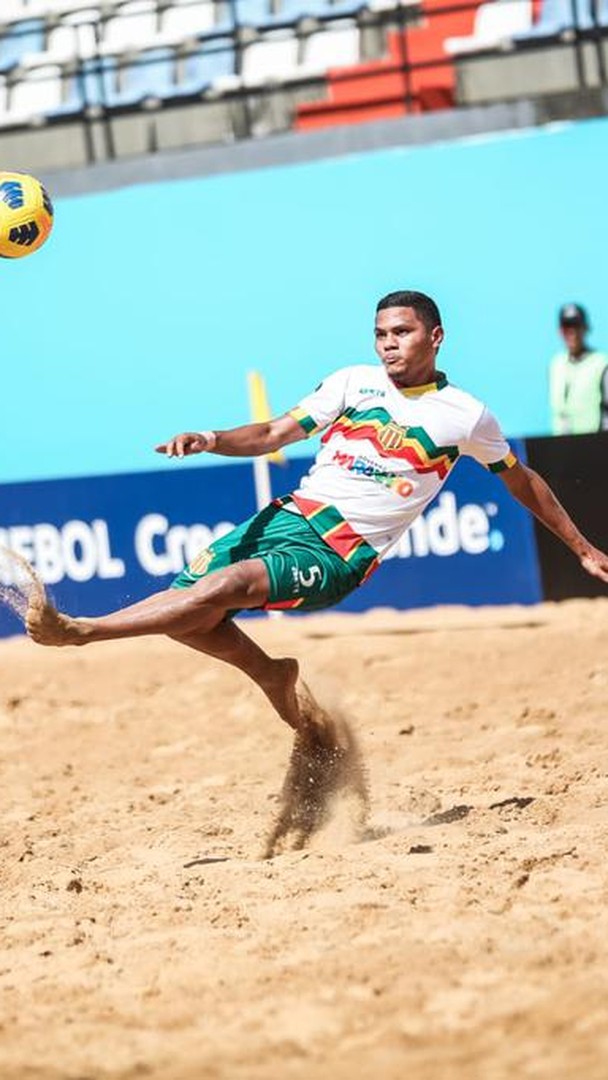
[8,63,63,120]
[240,32,298,83]
[367,0,418,10]
[0,1,37,24]
[48,17,98,60]
[102,0,158,50]
[301,25,360,71]
[21,8,99,67]
[444,0,533,54]
[161,1,217,39]
[44,0,99,11]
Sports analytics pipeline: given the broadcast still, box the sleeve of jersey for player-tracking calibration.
[288,369,349,437]
[462,406,518,473]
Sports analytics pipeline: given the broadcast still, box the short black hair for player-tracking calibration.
[376,290,442,331]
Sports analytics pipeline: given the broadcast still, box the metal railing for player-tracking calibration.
[0,0,606,162]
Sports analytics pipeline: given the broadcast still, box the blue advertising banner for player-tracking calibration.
[0,439,541,638]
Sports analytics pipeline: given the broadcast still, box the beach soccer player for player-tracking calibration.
[24,290,608,742]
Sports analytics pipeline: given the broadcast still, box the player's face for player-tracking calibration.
[374,306,443,386]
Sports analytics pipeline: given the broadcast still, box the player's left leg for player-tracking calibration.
[168,620,334,744]
[26,559,270,647]
[169,619,302,730]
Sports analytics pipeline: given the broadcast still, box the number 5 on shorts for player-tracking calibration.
[298,565,322,589]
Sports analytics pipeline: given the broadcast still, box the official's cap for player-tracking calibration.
[558,303,589,328]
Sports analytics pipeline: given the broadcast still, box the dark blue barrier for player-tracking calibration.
[0,438,541,638]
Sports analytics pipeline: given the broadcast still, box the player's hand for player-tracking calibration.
[579,544,608,584]
[155,432,211,458]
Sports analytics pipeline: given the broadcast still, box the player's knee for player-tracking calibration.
[190,560,268,609]
[232,560,269,604]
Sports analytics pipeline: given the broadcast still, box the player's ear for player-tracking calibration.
[431,325,444,351]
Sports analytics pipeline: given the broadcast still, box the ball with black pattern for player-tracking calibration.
[0,171,54,259]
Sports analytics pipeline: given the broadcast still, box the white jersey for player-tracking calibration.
[286,365,516,568]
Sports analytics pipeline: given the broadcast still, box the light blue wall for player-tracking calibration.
[4,115,608,483]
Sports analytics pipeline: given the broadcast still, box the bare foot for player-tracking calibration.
[261,657,300,731]
[26,585,89,647]
[263,661,348,751]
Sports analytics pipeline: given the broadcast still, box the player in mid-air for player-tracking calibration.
[25,291,608,743]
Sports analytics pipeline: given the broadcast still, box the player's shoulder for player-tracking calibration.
[442,379,487,421]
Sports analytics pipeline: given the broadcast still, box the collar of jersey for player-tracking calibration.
[396,371,448,397]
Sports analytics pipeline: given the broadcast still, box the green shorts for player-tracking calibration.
[171,501,362,612]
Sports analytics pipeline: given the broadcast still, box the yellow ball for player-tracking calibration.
[0,171,54,259]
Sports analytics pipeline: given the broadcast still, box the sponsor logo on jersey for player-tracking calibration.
[332,450,414,498]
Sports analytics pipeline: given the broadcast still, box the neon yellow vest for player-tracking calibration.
[549,351,607,434]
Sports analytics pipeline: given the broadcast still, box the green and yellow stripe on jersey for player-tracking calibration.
[318,406,459,479]
[289,406,323,436]
[487,450,518,473]
[291,404,517,478]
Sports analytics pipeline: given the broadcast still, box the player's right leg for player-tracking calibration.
[26,559,270,647]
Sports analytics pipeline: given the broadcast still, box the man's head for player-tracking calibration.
[374,290,444,387]
[559,302,589,357]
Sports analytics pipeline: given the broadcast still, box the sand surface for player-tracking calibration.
[1,598,607,1080]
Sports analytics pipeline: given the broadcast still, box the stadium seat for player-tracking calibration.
[301,23,360,70]
[326,0,365,14]
[238,30,299,82]
[102,0,159,50]
[44,0,100,11]
[111,46,176,102]
[515,0,606,34]
[0,19,45,71]
[444,0,533,53]
[103,47,177,105]
[232,0,275,26]
[26,9,100,65]
[0,1,34,24]
[178,36,236,91]
[7,62,63,119]
[277,0,334,17]
[161,0,219,38]
[75,55,118,106]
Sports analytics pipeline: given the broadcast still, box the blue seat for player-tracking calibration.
[278,0,335,19]
[516,0,606,35]
[0,19,45,71]
[325,0,364,14]
[114,48,177,104]
[178,36,235,91]
[69,57,118,109]
[232,0,275,26]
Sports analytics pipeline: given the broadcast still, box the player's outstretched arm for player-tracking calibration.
[501,461,608,584]
[155,413,305,459]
